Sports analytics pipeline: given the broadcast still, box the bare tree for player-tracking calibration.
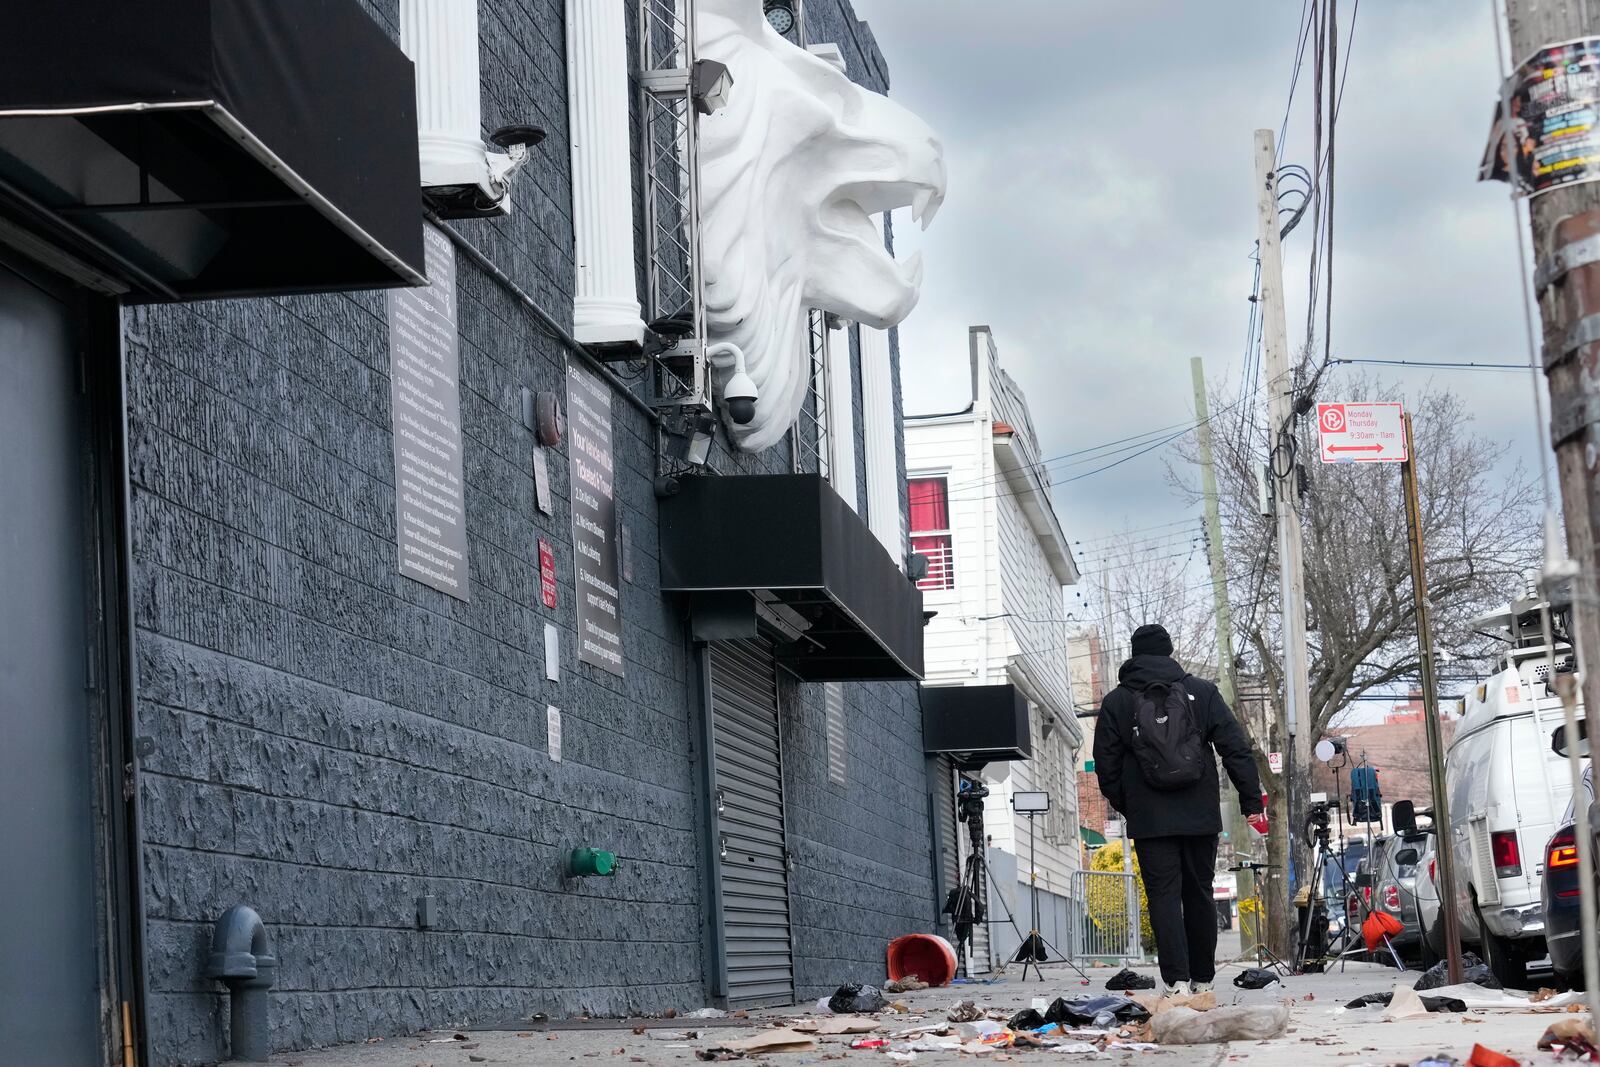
[1190,373,1539,745]
[1089,523,1216,671]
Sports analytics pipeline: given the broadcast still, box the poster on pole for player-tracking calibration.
[1316,402,1407,463]
[387,223,469,599]
[1480,36,1600,197]
[566,362,624,675]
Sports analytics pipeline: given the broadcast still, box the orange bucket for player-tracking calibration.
[886,933,957,987]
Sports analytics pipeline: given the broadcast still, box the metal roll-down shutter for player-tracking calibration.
[710,639,794,1007]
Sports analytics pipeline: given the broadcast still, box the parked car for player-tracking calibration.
[1417,830,1444,965]
[1367,832,1428,962]
[1442,599,1585,987]
[1542,722,1594,989]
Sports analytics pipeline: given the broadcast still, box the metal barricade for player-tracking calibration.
[1069,870,1143,962]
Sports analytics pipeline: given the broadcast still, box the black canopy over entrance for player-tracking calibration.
[0,0,425,300]
[659,474,926,681]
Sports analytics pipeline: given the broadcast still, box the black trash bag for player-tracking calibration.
[1343,992,1467,1013]
[1044,995,1152,1027]
[827,982,886,1014]
[1007,1008,1048,1031]
[1233,967,1282,990]
[1413,952,1501,991]
[1105,967,1157,991]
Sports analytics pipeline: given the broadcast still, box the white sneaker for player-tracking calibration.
[1189,980,1214,994]
[1161,981,1185,997]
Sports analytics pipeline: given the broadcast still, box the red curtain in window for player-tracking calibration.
[908,478,949,533]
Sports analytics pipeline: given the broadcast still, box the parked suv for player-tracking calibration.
[1542,723,1594,988]
[1369,831,1427,962]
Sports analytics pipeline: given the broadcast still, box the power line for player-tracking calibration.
[1329,358,1525,372]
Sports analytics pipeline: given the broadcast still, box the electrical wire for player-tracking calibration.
[1329,358,1526,372]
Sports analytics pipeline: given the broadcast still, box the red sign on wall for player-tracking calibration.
[538,539,558,609]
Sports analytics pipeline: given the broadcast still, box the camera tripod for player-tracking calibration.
[1297,812,1405,973]
[943,779,1087,984]
[1228,861,1291,975]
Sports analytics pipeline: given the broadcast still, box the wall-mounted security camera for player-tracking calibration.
[708,342,759,427]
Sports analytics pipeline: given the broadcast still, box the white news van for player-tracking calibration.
[1439,599,1583,986]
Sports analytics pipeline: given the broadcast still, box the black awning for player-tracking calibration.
[0,0,424,300]
[659,474,925,681]
[922,684,1032,763]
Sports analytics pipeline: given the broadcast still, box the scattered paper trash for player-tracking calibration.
[887,1052,916,1063]
[1346,992,1465,1013]
[1233,966,1282,990]
[948,1000,985,1023]
[647,1030,694,1041]
[1383,985,1432,1022]
[1151,1002,1291,1044]
[1415,953,1501,991]
[715,1028,818,1054]
[828,982,886,1014]
[1050,1042,1103,1054]
[795,1017,880,1036]
[683,1008,727,1019]
[1106,967,1157,991]
[1537,1017,1599,1059]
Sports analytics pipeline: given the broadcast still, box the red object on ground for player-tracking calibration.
[1361,911,1403,952]
[886,933,957,987]
[1466,1044,1520,1067]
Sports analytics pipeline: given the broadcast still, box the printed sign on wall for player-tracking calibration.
[387,224,468,599]
[566,362,624,675]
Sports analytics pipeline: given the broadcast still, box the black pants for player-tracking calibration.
[1135,834,1219,985]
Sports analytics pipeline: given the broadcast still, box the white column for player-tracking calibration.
[861,323,901,559]
[400,0,490,187]
[566,0,645,345]
[828,322,859,512]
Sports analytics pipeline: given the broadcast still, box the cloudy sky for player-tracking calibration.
[855,0,1548,600]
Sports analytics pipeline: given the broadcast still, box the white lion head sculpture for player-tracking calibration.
[697,1,946,451]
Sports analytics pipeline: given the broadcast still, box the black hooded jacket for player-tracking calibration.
[1092,654,1264,839]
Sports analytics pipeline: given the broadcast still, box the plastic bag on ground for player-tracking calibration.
[1344,991,1466,1013]
[1043,995,1152,1027]
[828,982,886,1014]
[1414,952,1501,991]
[1007,1008,1047,1031]
[1150,1003,1291,1045]
[1233,966,1282,989]
[1105,967,1156,991]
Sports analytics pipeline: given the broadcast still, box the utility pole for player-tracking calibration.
[1191,356,1256,947]
[1400,414,1464,986]
[1253,129,1312,881]
[1500,0,1600,1019]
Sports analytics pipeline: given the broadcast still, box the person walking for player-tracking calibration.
[1093,623,1268,995]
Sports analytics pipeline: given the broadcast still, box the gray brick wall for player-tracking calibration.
[123,1,933,1063]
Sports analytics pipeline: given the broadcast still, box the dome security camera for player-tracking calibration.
[707,342,758,427]
[724,369,758,425]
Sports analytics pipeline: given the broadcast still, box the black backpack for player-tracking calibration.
[1127,679,1205,790]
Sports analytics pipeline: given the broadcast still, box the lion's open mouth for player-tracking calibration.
[820,176,944,289]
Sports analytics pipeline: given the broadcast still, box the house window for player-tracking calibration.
[909,476,954,590]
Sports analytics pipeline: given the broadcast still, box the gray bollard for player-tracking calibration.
[205,905,277,1062]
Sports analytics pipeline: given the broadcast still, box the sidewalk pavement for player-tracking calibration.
[249,948,1584,1067]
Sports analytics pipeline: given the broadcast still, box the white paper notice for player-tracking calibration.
[547,705,562,762]
[532,446,553,516]
[544,623,559,682]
